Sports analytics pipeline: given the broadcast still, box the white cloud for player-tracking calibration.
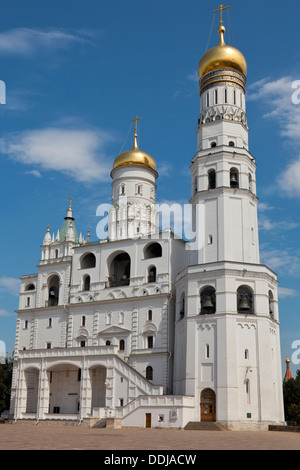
[0,28,94,57]
[258,215,298,231]
[260,249,300,277]
[248,76,300,197]
[24,170,42,178]
[0,277,20,297]
[0,127,114,183]
[278,287,298,299]
[0,309,12,317]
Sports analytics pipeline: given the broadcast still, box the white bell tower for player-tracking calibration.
[174,6,285,430]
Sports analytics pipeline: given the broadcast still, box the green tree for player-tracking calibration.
[283,370,300,425]
[0,357,13,414]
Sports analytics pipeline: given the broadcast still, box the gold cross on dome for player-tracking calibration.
[213,4,230,24]
[69,196,73,209]
[131,115,141,134]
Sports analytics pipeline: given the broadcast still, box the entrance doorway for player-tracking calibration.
[200,388,216,422]
[145,413,151,428]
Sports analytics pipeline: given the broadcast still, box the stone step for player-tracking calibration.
[184,421,225,431]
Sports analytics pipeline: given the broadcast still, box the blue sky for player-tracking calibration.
[0,0,299,378]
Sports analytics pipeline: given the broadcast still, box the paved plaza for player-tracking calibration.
[0,423,299,451]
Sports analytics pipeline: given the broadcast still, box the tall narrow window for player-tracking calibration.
[147,336,153,349]
[215,89,218,104]
[119,339,125,351]
[234,89,236,105]
[81,315,86,327]
[26,297,30,307]
[148,266,156,283]
[206,344,210,358]
[83,275,91,291]
[206,92,209,107]
[246,379,250,404]
[146,366,153,380]
[269,291,274,318]
[148,310,153,321]
[208,170,216,190]
[225,88,228,103]
[48,318,52,328]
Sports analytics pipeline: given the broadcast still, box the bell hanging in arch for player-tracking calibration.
[202,294,214,309]
[238,295,251,311]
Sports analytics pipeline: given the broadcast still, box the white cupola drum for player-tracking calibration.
[108,116,159,241]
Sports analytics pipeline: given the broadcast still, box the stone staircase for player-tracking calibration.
[184,421,226,431]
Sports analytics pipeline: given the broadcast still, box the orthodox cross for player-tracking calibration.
[131,116,141,135]
[69,196,73,210]
[213,4,230,24]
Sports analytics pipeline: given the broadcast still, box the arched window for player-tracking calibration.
[119,311,124,324]
[210,142,217,148]
[144,243,162,259]
[48,318,52,328]
[148,309,153,321]
[25,283,35,291]
[106,313,112,325]
[26,297,30,307]
[119,339,125,351]
[148,266,156,283]
[55,249,59,259]
[48,275,60,307]
[200,287,216,315]
[106,340,111,346]
[230,168,239,188]
[81,315,86,327]
[83,275,91,291]
[208,169,216,190]
[80,253,96,269]
[237,286,254,314]
[229,141,235,147]
[146,366,153,380]
[108,252,131,287]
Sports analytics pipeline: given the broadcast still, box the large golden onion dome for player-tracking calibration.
[198,24,247,79]
[113,117,156,172]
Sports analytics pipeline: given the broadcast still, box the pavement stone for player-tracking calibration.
[0,423,299,451]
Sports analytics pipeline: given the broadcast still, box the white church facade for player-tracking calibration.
[9,10,285,430]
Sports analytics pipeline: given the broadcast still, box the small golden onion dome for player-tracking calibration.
[113,130,156,171]
[286,356,291,364]
[198,25,247,79]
